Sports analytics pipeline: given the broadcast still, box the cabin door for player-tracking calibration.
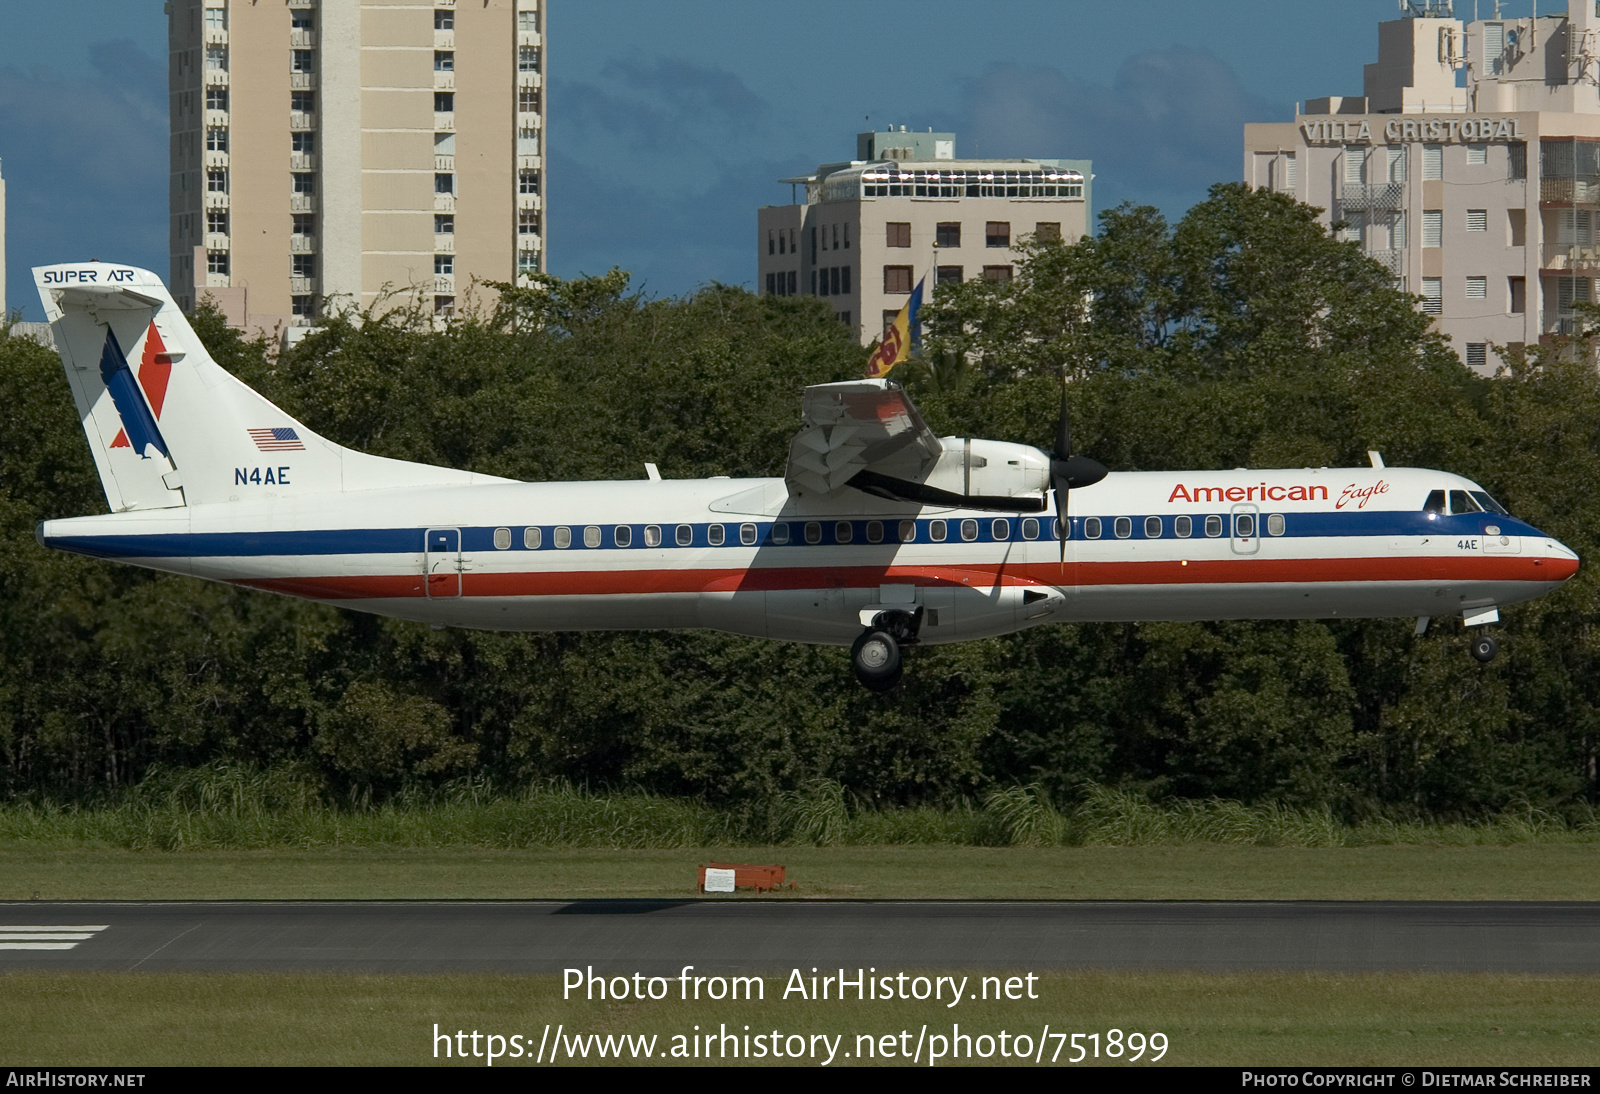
[424,527,463,598]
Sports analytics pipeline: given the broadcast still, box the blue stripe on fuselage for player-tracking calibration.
[42,510,1544,562]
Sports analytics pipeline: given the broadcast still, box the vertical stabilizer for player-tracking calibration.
[34,262,500,512]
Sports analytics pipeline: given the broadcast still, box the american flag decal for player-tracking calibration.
[248,427,305,451]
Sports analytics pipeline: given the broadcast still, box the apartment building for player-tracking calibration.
[1244,1,1600,374]
[168,0,545,338]
[758,130,1091,346]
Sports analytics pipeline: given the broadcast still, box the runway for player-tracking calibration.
[3,900,1600,974]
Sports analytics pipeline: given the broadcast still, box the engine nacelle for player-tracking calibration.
[922,438,1050,502]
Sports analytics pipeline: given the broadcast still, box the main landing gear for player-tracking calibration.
[851,608,923,692]
[1470,633,1499,663]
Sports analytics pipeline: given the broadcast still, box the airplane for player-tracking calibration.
[28,262,1581,691]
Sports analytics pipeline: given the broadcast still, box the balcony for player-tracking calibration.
[516,193,541,211]
[289,72,316,91]
[518,31,541,47]
[1366,248,1403,276]
[518,72,542,89]
[434,72,455,91]
[434,30,454,49]
[1542,243,1600,272]
[517,154,542,170]
[434,276,456,294]
[435,155,455,171]
[290,152,316,171]
[204,28,227,45]
[204,70,230,87]
[204,109,229,127]
[203,150,229,168]
[290,195,317,213]
[433,113,454,131]
[434,234,455,253]
[1542,177,1600,205]
[434,193,455,212]
[290,276,316,294]
[290,112,317,130]
[1339,182,1404,211]
[205,272,231,288]
[204,233,230,251]
[204,192,230,209]
[290,30,316,47]
[290,236,316,254]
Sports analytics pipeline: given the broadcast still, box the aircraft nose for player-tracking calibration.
[1542,538,1581,582]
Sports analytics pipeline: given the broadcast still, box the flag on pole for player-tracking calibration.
[865,275,924,379]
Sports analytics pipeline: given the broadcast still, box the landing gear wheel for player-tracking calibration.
[1470,634,1499,663]
[851,629,902,692]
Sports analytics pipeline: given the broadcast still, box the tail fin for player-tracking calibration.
[35,262,501,512]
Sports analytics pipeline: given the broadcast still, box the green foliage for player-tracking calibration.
[4,186,1600,819]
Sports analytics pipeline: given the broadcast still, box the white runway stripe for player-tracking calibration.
[0,924,108,950]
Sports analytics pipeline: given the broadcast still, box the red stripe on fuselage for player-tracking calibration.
[232,553,1577,601]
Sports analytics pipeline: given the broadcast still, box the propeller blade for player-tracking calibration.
[1053,378,1072,461]
[1053,471,1069,565]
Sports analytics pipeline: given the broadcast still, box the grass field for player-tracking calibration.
[3,842,1600,901]
[1,969,1596,1066]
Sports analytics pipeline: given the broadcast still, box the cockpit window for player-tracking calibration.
[1424,490,1446,515]
[1449,490,1482,514]
[1470,490,1509,515]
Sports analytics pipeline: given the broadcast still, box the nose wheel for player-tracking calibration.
[851,629,903,692]
[1470,633,1499,663]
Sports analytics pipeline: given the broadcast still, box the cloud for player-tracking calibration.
[550,59,784,292]
[0,39,167,317]
[959,47,1282,220]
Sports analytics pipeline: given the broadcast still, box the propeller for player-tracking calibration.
[1048,371,1107,564]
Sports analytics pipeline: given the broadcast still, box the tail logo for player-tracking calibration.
[100,324,171,461]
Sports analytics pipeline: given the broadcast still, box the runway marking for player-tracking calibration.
[0,925,108,950]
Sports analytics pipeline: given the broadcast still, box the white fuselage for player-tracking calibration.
[39,466,1579,646]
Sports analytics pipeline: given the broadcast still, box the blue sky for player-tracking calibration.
[0,0,1539,318]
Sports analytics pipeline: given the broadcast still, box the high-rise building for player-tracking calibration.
[167,0,545,338]
[1244,1,1600,374]
[758,130,1091,346]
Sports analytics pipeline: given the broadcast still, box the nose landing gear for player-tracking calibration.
[851,608,922,692]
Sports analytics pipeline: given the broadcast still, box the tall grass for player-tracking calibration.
[2,763,1598,850]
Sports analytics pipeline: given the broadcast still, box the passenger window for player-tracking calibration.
[1056,518,1068,540]
[1114,516,1132,539]
[644,525,662,547]
[1235,513,1255,538]
[584,525,601,548]
[554,525,572,549]
[930,519,948,542]
[1267,514,1285,536]
[898,519,917,543]
[992,518,1009,540]
[615,525,633,547]
[1450,490,1481,514]
[740,523,757,546]
[835,521,853,544]
[1204,515,1223,537]
[675,524,692,546]
[1175,515,1192,538]
[805,522,822,544]
[1424,490,1446,516]
[1022,517,1039,540]
[493,527,511,550]
[523,526,541,549]
[708,524,726,546]
[867,520,884,544]
[961,519,978,541]
[1144,516,1161,538]
[771,522,790,545]
[1469,490,1507,515]
[1084,516,1102,539]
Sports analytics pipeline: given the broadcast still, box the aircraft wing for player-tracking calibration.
[784,379,943,497]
